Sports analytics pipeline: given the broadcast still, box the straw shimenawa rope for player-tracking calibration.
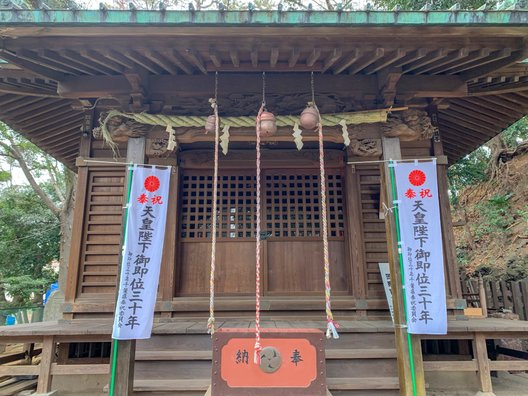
[99,109,392,135]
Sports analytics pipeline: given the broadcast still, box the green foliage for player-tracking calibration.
[473,193,513,239]
[371,0,493,10]
[501,116,528,148]
[447,147,490,204]
[0,185,60,307]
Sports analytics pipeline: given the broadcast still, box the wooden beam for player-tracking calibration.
[61,49,116,75]
[349,48,384,75]
[143,49,179,74]
[250,46,259,68]
[103,49,137,70]
[403,48,448,73]
[377,68,402,107]
[306,48,321,67]
[0,82,58,98]
[459,47,526,80]
[229,49,239,68]
[80,49,124,74]
[124,50,164,74]
[449,99,514,122]
[57,73,467,99]
[381,136,426,396]
[288,47,300,68]
[447,105,509,128]
[432,48,491,74]
[39,49,99,75]
[270,47,279,68]
[469,78,528,96]
[391,48,427,68]
[333,48,362,75]
[208,45,222,68]
[363,48,406,75]
[414,48,469,75]
[321,48,342,73]
[185,48,207,74]
[162,49,193,75]
[0,49,63,81]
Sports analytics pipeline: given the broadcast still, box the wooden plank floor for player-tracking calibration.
[1,318,528,338]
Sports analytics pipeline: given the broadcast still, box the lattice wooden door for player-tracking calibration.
[177,168,349,296]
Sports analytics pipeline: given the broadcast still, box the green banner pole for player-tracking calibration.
[109,165,135,396]
[388,161,418,396]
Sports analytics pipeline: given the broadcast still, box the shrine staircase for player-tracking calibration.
[133,320,399,396]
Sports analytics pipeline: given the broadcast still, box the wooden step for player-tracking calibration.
[327,377,400,390]
[136,350,212,360]
[326,348,397,359]
[133,378,399,393]
[135,348,397,361]
[134,379,210,392]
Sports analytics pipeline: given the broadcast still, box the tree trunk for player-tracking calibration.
[488,135,507,180]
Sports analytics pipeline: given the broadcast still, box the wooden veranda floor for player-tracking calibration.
[1,317,528,338]
[1,318,528,395]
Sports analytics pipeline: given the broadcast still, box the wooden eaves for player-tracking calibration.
[0,8,526,168]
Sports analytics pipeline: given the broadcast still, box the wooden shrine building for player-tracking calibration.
[0,5,528,396]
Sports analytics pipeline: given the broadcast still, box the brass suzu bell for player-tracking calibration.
[300,105,320,130]
[259,111,277,137]
[205,114,217,134]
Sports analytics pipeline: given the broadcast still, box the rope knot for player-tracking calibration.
[254,341,262,365]
[326,319,340,339]
[207,316,215,335]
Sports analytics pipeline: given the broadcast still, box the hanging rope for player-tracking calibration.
[312,72,339,340]
[253,72,266,365]
[207,73,220,335]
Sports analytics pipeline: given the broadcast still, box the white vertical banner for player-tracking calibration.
[393,161,447,335]
[112,165,171,340]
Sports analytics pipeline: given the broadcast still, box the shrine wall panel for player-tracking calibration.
[76,167,124,297]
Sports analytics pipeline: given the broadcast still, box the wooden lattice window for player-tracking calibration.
[180,172,257,240]
[180,169,344,240]
[264,170,345,239]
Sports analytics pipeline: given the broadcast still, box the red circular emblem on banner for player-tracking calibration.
[408,170,426,186]
[144,176,160,192]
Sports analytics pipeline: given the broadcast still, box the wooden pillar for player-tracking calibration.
[36,336,55,393]
[63,131,92,319]
[111,136,145,396]
[150,156,179,316]
[474,333,493,393]
[381,136,426,396]
[429,108,463,301]
[344,162,367,315]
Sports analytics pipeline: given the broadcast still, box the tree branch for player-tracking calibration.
[45,157,66,202]
[0,140,61,218]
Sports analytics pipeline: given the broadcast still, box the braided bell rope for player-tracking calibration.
[206,100,220,335]
[253,104,265,365]
[316,105,339,340]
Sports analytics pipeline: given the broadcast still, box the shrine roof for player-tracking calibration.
[0,9,527,31]
[0,7,527,168]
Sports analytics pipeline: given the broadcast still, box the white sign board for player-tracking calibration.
[379,262,394,323]
[393,161,447,335]
[112,166,171,340]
